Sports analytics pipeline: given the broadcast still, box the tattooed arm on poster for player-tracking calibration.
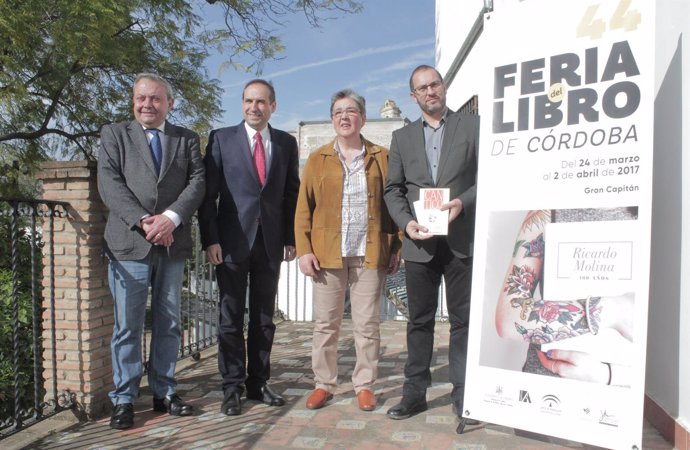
[494,209,634,385]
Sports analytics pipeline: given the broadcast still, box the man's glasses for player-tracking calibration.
[412,80,443,95]
[332,107,361,118]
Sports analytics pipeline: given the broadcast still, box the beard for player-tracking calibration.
[419,95,446,116]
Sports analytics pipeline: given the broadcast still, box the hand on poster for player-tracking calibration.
[536,348,631,387]
[537,348,609,383]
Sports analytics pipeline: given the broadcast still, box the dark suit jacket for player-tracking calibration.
[97,120,206,260]
[198,122,300,264]
[384,110,479,262]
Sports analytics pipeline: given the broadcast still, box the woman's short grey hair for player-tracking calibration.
[330,89,366,117]
[134,73,174,99]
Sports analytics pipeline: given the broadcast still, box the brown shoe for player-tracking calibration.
[306,388,332,410]
[356,389,376,411]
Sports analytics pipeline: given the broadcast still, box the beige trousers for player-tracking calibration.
[311,257,385,394]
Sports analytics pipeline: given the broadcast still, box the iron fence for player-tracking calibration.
[139,217,422,370]
[0,200,444,439]
[0,198,72,438]
[140,216,220,371]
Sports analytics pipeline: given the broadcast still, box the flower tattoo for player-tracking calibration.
[505,264,537,298]
[513,234,545,258]
[505,263,590,343]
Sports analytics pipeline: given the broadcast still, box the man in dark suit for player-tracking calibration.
[384,65,479,423]
[198,79,300,416]
[98,73,205,429]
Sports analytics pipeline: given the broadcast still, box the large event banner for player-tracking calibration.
[463,0,654,448]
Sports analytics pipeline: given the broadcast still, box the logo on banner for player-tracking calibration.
[519,390,532,403]
[542,394,560,407]
[599,410,619,427]
[483,386,514,408]
[540,394,562,415]
[579,406,599,423]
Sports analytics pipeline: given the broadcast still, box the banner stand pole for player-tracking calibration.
[456,418,467,434]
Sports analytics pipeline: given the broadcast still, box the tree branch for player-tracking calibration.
[0,127,99,142]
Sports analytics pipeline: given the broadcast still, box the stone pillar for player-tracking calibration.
[36,161,112,418]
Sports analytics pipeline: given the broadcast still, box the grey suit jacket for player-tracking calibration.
[197,122,300,265]
[97,120,206,260]
[384,110,479,262]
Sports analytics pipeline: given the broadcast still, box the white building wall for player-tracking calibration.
[296,118,406,160]
[651,0,689,432]
[436,0,689,439]
[436,1,481,109]
[435,0,467,72]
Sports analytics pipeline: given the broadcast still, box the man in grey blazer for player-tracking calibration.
[198,79,300,416]
[97,73,205,429]
[384,65,479,423]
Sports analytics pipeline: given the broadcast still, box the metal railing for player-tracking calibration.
[140,216,220,370]
[0,199,445,439]
[162,217,447,341]
[274,258,447,322]
[0,198,72,438]
[140,218,421,371]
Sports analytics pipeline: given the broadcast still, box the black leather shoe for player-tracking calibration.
[110,403,134,430]
[221,391,241,416]
[153,393,193,416]
[386,397,428,420]
[246,384,285,406]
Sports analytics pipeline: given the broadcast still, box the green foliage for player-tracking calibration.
[0,153,41,199]
[0,218,44,421]
[0,0,362,161]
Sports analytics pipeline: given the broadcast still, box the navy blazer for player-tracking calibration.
[384,110,479,262]
[198,122,300,264]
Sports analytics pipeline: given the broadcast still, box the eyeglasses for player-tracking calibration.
[332,107,361,118]
[412,80,443,95]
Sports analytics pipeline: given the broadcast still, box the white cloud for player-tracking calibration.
[363,80,409,94]
[302,98,327,107]
[368,49,434,78]
[222,38,434,89]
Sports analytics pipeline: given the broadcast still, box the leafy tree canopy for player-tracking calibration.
[0,0,362,163]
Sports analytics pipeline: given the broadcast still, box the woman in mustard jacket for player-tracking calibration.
[295,89,401,412]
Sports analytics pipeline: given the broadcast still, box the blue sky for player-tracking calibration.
[201,1,436,132]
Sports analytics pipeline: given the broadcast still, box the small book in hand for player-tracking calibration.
[413,188,450,235]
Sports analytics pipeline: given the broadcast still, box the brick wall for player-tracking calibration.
[36,161,112,418]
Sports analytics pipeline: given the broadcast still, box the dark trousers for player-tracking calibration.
[403,238,473,403]
[216,227,280,393]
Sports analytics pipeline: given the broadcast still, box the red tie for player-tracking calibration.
[253,131,266,186]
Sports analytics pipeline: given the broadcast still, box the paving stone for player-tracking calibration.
[335,420,366,430]
[278,371,306,380]
[15,320,672,450]
[283,388,312,396]
[142,425,181,438]
[391,430,423,442]
[290,436,327,448]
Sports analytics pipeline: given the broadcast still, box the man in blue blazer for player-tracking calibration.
[198,79,300,416]
[384,65,479,424]
[98,73,205,429]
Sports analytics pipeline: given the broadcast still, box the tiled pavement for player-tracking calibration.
[17,320,672,450]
